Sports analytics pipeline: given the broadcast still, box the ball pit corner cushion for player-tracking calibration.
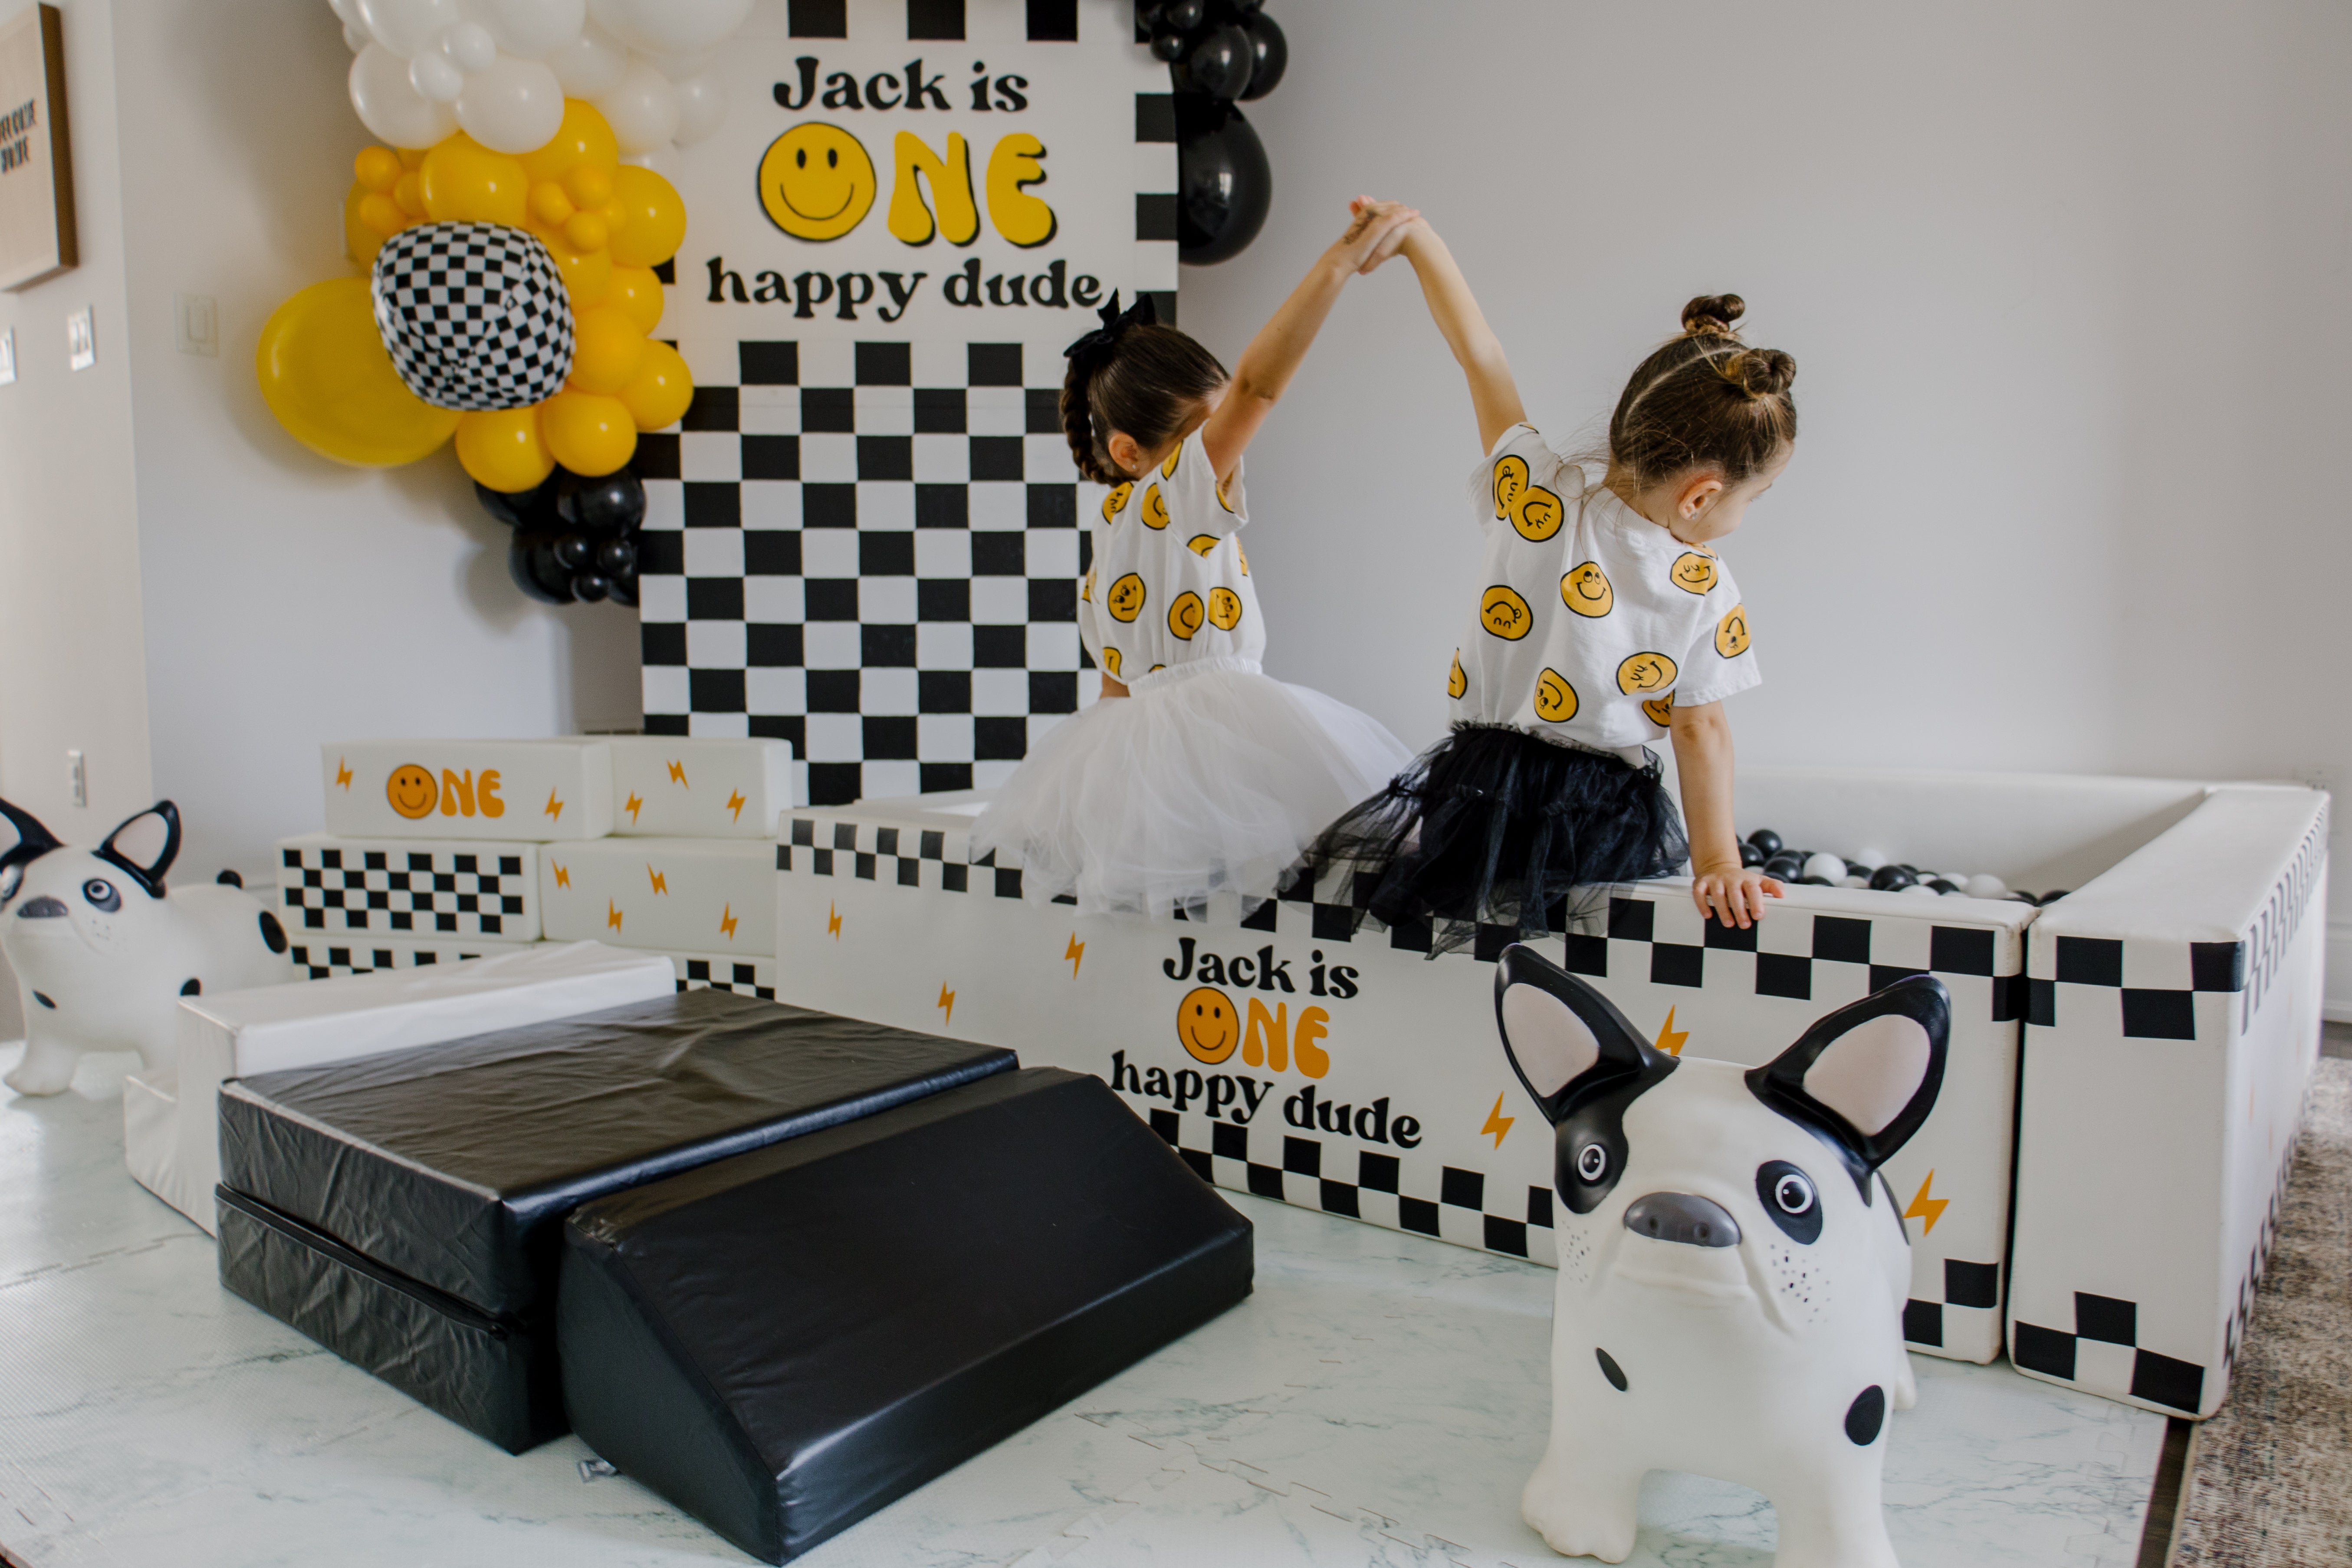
[559,1067,1255,1564]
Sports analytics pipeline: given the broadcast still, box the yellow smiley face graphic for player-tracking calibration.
[1168,590,1205,640]
[758,123,877,241]
[1207,586,1243,630]
[1161,444,1181,479]
[1176,986,1238,1063]
[1106,572,1146,622]
[1534,667,1579,723]
[1216,475,1237,513]
[1236,541,1249,576]
[1642,692,1675,726]
[1617,651,1678,694]
[1493,453,1528,520]
[1102,481,1133,522]
[1448,650,1467,699]
[1100,645,1122,677]
[386,764,437,820]
[1080,569,1093,603]
[1186,534,1219,556]
[1670,551,1719,595]
[1715,604,1751,657]
[1560,561,1613,618]
[1141,484,1169,530]
[1511,485,1564,542]
[1479,585,1533,640]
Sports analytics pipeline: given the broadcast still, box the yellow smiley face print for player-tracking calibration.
[1534,667,1579,723]
[1216,474,1237,513]
[1236,541,1249,576]
[1560,561,1613,618]
[757,123,877,241]
[1186,535,1219,556]
[1168,590,1205,640]
[1448,650,1466,699]
[1642,692,1675,726]
[387,764,437,820]
[1206,585,1243,630]
[1479,585,1533,640]
[1100,645,1122,677]
[1493,453,1528,520]
[1102,482,1133,523]
[1141,484,1169,530]
[1669,551,1719,595]
[1106,572,1146,622]
[1511,484,1564,542]
[1617,651,1678,694]
[1162,444,1182,479]
[1715,604,1751,657]
[1176,986,1238,1063]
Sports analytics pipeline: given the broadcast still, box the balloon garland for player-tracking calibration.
[1140,0,1287,265]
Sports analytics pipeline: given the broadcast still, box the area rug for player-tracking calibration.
[2170,1057,2352,1566]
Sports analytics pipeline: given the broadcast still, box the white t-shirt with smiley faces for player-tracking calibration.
[1079,428,1262,683]
[1449,423,1760,757]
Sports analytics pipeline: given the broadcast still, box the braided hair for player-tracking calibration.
[1606,294,1797,488]
[1060,294,1228,486]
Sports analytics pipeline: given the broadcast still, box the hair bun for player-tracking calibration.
[1681,294,1746,337]
[1727,347,1796,399]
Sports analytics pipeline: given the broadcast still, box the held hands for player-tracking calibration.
[1330,197,1418,276]
[1691,862,1783,930]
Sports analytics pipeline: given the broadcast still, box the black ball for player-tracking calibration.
[571,572,612,603]
[1927,879,1960,895]
[607,571,640,608]
[1176,23,1254,98]
[1163,0,1205,29]
[1798,875,1833,887]
[1174,96,1271,264]
[1738,841,1764,869]
[559,469,646,535]
[1845,859,1872,878]
[508,536,574,604]
[1869,865,1917,892]
[1237,10,1286,99]
[1764,854,1803,878]
[596,536,638,577]
[1746,828,1783,857]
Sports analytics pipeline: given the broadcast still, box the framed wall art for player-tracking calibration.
[0,3,75,292]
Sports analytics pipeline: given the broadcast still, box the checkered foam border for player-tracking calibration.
[276,842,535,940]
[285,940,517,981]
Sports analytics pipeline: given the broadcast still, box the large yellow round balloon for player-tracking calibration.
[520,99,619,184]
[617,339,694,431]
[566,306,647,396]
[607,164,686,268]
[542,389,637,475]
[455,407,555,491]
[604,264,665,333]
[420,135,530,227]
[256,278,459,466]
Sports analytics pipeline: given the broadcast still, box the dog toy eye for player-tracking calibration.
[1755,1159,1824,1243]
[82,878,120,913]
[1575,1143,1608,1182]
[1774,1172,1815,1215]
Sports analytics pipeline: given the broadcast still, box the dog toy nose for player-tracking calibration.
[15,896,68,919]
[1623,1192,1741,1248]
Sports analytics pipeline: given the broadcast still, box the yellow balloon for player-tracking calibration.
[529,179,575,227]
[420,134,530,226]
[541,390,637,475]
[256,278,459,467]
[455,407,556,492]
[520,99,619,184]
[617,339,694,431]
[604,264,665,333]
[532,223,612,306]
[354,146,402,194]
[345,181,386,265]
[394,170,426,218]
[566,306,647,396]
[607,165,685,268]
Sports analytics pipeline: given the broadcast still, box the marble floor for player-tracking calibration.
[0,1045,2166,1568]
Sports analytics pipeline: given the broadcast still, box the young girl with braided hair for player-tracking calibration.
[1317,210,1795,949]
[971,201,1417,916]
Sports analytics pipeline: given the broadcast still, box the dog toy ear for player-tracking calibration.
[96,801,181,899]
[0,796,62,875]
[1747,975,1949,1191]
[1494,943,1672,1125]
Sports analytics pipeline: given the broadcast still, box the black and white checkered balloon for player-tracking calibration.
[370,223,575,411]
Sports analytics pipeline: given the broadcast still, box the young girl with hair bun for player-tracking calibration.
[971,201,1418,917]
[1317,211,1795,950]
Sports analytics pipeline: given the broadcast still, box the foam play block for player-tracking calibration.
[286,936,533,980]
[541,837,774,957]
[609,738,795,839]
[560,1068,1253,1563]
[276,835,542,941]
[320,740,614,841]
[664,950,778,1001]
[216,990,1016,1453]
[128,942,673,1230]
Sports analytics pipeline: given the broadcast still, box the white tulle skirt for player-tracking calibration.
[970,655,1413,917]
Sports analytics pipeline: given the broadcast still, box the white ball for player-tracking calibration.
[546,20,628,96]
[1964,874,2009,900]
[478,0,588,59]
[588,0,754,56]
[1850,847,1887,871]
[1839,875,1870,889]
[672,73,725,147]
[357,0,463,58]
[1801,852,1844,883]
[1902,883,1939,897]
[350,43,459,147]
[409,48,466,102]
[596,58,680,153]
[440,20,499,72]
[455,53,567,153]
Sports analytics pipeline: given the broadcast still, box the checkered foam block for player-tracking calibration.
[371,222,575,411]
[286,940,514,981]
[277,843,531,939]
[669,953,779,1001]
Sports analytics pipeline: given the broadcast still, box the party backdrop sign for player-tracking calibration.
[0,3,76,292]
[637,0,1176,804]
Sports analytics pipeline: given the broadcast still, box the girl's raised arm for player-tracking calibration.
[1389,221,1526,454]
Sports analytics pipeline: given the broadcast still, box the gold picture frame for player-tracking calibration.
[0,3,76,292]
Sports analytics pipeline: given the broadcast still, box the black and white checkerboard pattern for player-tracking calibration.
[670,953,779,1001]
[371,223,574,411]
[276,842,534,940]
[285,939,519,980]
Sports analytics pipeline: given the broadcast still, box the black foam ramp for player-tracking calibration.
[560,1067,1254,1563]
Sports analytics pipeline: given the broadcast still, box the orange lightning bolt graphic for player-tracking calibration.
[937,984,956,1025]
[1904,1170,1949,1235]
[726,789,746,823]
[1065,933,1084,977]
[552,863,570,888]
[1654,1006,1689,1057]
[1481,1091,1515,1149]
[544,788,565,823]
[624,792,644,825]
[647,866,668,894]
[827,902,841,938]
[719,904,737,940]
[667,760,688,786]
[334,759,352,790]
[606,900,622,931]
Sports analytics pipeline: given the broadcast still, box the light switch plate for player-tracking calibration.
[66,306,93,370]
[175,293,217,357]
[0,325,13,385]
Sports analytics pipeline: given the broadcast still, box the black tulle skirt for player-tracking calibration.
[1307,723,1688,955]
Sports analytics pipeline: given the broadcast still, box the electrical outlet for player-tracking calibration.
[175,293,217,357]
[66,306,93,371]
[66,749,85,807]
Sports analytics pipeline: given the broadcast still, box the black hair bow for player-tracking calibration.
[1064,291,1157,371]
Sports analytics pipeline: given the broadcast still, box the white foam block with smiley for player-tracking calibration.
[319,740,614,842]
[607,738,797,839]
[1495,944,1945,1567]
[540,837,778,958]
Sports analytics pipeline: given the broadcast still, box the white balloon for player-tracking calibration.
[586,0,753,57]
[344,21,373,52]
[410,49,465,101]
[476,0,585,60]
[455,53,567,154]
[545,20,627,96]
[645,48,716,81]
[595,58,679,154]
[328,0,365,29]
[358,0,464,58]
[440,20,498,71]
[671,73,724,147]
[351,43,460,146]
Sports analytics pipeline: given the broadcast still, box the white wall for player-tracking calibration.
[1177,0,2352,943]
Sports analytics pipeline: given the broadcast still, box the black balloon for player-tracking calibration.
[1237,10,1286,99]
[560,469,647,535]
[509,536,575,604]
[596,536,638,577]
[554,533,595,571]
[1177,23,1254,99]
[571,572,613,603]
[1174,96,1271,264]
[1150,27,1188,60]
[477,474,559,530]
[1163,0,1204,29]
[607,572,641,608]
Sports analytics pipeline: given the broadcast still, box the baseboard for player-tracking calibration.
[2327,922,2352,1024]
